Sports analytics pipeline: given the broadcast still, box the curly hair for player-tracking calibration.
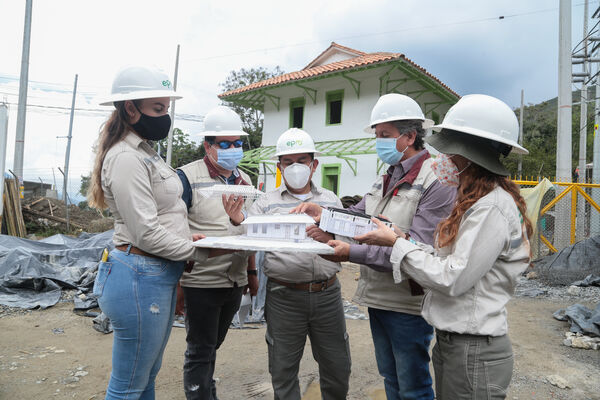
[436,163,533,251]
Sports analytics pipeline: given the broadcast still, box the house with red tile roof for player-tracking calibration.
[219,42,459,197]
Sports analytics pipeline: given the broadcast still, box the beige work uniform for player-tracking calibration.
[178,159,252,288]
[101,131,208,262]
[353,157,438,315]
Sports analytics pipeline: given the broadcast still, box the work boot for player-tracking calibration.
[211,379,219,400]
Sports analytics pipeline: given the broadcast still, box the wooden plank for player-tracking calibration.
[22,207,84,230]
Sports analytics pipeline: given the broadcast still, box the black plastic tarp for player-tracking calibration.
[553,303,600,337]
[532,236,600,285]
[0,230,114,309]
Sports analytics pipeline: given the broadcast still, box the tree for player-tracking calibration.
[155,127,204,168]
[219,66,285,150]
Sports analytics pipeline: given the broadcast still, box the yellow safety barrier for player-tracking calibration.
[512,178,600,253]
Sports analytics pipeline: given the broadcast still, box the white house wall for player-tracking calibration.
[258,64,454,198]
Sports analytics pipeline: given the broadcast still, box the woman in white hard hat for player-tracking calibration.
[89,66,213,399]
[329,94,533,399]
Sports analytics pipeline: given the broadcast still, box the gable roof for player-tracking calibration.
[219,42,459,99]
[303,42,366,69]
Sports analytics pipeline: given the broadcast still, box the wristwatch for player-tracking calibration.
[247,270,257,276]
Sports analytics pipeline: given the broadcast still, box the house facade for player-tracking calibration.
[219,43,460,197]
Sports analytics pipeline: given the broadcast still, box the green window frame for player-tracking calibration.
[326,90,344,126]
[321,163,341,195]
[289,97,305,128]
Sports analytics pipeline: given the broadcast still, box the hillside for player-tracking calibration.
[505,88,596,179]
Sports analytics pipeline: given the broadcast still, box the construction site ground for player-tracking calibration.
[1,263,599,400]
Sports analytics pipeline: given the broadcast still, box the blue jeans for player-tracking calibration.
[368,308,434,400]
[94,248,185,400]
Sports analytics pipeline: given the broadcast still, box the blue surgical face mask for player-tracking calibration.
[376,135,407,165]
[216,147,243,171]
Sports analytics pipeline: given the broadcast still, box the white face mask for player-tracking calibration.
[283,162,312,190]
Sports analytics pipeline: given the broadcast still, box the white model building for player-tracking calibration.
[242,213,315,241]
[320,207,393,238]
[197,184,264,199]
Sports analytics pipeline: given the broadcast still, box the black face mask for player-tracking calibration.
[131,103,172,141]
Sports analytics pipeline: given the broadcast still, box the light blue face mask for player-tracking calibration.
[376,135,407,165]
[216,147,243,171]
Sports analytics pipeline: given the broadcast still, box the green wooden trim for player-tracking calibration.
[325,89,344,126]
[424,101,446,114]
[239,137,377,175]
[338,156,358,176]
[263,91,281,112]
[294,83,317,104]
[321,163,342,195]
[341,73,361,98]
[376,158,387,174]
[289,97,305,128]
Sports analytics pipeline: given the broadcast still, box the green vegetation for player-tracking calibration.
[504,88,596,180]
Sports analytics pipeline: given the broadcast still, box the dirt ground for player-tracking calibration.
[1,263,599,400]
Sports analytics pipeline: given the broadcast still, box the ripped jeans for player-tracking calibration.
[94,247,185,400]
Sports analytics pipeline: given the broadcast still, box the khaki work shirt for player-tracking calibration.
[390,186,531,336]
[249,182,341,283]
[101,131,208,262]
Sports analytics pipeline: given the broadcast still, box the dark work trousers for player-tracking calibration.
[182,286,243,400]
[265,278,351,400]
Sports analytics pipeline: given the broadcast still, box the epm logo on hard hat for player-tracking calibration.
[287,140,303,147]
[162,80,172,89]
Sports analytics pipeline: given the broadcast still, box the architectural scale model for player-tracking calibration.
[196,184,264,199]
[320,207,393,237]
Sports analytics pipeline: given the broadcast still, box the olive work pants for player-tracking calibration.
[265,278,352,400]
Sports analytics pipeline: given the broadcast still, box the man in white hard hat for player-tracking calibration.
[176,106,258,400]
[295,94,456,400]
[223,128,351,400]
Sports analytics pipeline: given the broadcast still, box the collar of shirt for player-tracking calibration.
[123,131,155,154]
[387,149,428,179]
[383,149,430,195]
[278,180,322,199]
[203,156,246,185]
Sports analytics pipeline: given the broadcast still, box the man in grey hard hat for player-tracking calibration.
[177,106,258,400]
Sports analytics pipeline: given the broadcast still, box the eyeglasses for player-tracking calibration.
[214,139,244,149]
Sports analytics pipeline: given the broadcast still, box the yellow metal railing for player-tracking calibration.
[512,178,600,252]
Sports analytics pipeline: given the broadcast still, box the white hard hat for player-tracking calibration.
[202,106,248,137]
[433,94,528,155]
[364,93,434,133]
[99,66,182,106]
[274,128,319,158]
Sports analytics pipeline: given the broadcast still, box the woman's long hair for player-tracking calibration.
[436,163,534,250]
[88,101,132,209]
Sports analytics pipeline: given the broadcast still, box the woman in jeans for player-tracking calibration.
[330,94,533,399]
[89,65,212,399]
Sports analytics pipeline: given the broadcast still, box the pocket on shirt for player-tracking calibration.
[92,262,112,298]
[157,169,179,194]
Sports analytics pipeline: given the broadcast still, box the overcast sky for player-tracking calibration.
[0,0,594,199]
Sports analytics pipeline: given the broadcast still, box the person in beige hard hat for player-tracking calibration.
[223,128,351,400]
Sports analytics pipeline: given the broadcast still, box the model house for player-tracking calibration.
[320,207,393,237]
[220,42,459,197]
[242,214,315,241]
